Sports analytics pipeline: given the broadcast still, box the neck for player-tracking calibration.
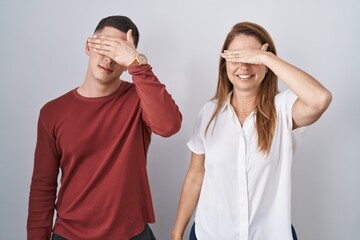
[231,91,257,114]
[77,80,122,98]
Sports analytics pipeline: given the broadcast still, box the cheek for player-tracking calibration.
[113,65,126,73]
[225,66,233,80]
[256,65,268,79]
[89,53,101,64]
[226,62,236,75]
[88,56,98,68]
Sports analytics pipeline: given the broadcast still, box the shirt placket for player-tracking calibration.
[237,128,249,240]
[229,107,249,240]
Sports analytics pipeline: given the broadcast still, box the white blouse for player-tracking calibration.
[188,90,307,240]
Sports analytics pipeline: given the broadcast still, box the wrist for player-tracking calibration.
[129,58,140,67]
[171,233,183,240]
[128,53,148,67]
[171,229,184,239]
[261,51,275,65]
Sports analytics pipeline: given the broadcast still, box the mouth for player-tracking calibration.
[236,74,254,79]
[98,65,113,73]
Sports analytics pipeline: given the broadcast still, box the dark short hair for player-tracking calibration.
[94,15,140,48]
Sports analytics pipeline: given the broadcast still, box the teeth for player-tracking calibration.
[237,74,252,79]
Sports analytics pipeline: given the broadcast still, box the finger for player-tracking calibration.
[91,36,128,48]
[88,37,113,47]
[260,43,269,51]
[220,52,233,58]
[220,53,238,62]
[91,48,114,59]
[126,29,134,45]
[88,42,113,53]
[221,51,240,59]
[223,50,236,55]
[92,35,119,41]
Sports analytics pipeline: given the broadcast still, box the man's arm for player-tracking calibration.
[27,114,60,240]
[129,64,182,137]
[88,29,182,136]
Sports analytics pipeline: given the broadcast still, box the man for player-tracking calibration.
[27,15,182,240]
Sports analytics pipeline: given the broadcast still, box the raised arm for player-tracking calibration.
[129,64,182,136]
[262,51,332,128]
[88,29,182,136]
[221,44,332,129]
[172,153,205,240]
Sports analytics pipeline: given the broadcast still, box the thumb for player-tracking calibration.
[126,29,134,45]
[260,43,269,51]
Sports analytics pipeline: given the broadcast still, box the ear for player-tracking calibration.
[85,37,91,56]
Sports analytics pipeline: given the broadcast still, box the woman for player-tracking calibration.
[172,22,332,240]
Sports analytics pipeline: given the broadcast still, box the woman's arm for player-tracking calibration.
[172,152,205,240]
[221,44,332,129]
[262,53,332,129]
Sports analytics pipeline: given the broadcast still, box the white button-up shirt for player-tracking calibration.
[188,90,306,240]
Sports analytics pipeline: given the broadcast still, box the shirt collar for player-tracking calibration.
[220,91,233,113]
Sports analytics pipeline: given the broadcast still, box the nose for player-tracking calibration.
[237,62,250,70]
[104,56,114,64]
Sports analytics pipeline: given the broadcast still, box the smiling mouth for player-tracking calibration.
[98,65,113,73]
[236,74,253,79]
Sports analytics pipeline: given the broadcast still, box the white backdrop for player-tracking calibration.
[0,0,359,239]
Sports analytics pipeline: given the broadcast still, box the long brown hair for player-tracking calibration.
[205,22,279,155]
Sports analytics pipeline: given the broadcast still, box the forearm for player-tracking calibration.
[129,64,182,137]
[27,161,59,239]
[263,53,332,110]
[27,160,58,239]
[172,176,203,239]
[27,184,57,240]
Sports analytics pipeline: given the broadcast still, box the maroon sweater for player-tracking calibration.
[27,65,182,240]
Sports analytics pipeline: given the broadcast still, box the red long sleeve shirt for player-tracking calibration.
[27,65,182,239]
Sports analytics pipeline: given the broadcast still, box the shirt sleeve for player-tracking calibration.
[187,104,208,154]
[281,90,307,153]
[128,64,182,137]
[27,113,60,240]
